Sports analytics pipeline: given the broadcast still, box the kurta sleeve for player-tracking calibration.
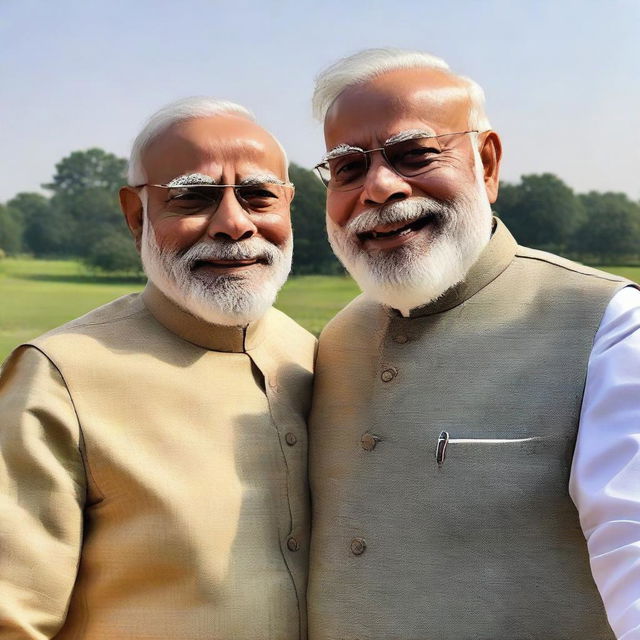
[0,346,86,639]
[570,286,640,639]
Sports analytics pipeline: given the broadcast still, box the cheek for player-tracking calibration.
[256,212,291,247]
[151,215,208,252]
[326,192,357,227]
[416,163,478,202]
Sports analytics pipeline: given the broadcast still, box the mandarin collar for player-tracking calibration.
[388,217,517,319]
[142,282,267,353]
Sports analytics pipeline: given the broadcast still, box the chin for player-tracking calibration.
[328,191,492,315]
[140,221,292,326]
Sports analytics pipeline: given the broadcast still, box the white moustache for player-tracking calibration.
[180,238,279,265]
[346,197,450,235]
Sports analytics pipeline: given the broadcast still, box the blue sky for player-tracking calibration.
[1,0,638,202]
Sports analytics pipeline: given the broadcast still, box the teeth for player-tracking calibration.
[370,221,413,239]
[364,214,434,241]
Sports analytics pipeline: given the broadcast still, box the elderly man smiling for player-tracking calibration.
[0,98,315,639]
[307,49,640,640]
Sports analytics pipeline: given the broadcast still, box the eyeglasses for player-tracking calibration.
[314,130,481,191]
[134,182,294,215]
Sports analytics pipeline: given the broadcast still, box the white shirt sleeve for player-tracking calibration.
[570,285,640,640]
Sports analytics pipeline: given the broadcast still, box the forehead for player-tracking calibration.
[142,115,286,184]
[324,67,472,149]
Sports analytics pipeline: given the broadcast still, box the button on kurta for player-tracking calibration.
[287,536,300,552]
[381,368,397,382]
[285,432,297,446]
[361,433,380,451]
[350,537,366,555]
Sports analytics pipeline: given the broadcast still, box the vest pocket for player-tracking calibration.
[435,430,544,466]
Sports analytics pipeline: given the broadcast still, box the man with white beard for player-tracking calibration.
[0,98,315,639]
[307,49,640,640]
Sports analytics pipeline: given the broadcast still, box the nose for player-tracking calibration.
[206,188,257,241]
[360,154,412,208]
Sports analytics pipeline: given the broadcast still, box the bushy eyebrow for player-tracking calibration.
[322,129,437,162]
[165,173,286,187]
[322,143,364,162]
[384,129,435,145]
[239,174,286,186]
[166,173,217,187]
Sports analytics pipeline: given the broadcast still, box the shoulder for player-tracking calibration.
[319,293,388,351]
[267,306,316,343]
[36,293,147,339]
[508,245,637,307]
[0,344,77,429]
[594,286,640,348]
[263,306,318,361]
[25,293,150,361]
[514,245,632,286]
[1,343,63,388]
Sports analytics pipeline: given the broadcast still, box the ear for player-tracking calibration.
[119,186,144,252]
[478,131,502,204]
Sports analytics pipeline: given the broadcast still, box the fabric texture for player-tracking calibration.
[308,219,631,640]
[0,283,316,640]
[570,285,640,639]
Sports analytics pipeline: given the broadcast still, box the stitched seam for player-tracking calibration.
[250,355,302,637]
[52,307,149,331]
[514,253,628,282]
[20,346,97,637]
[26,346,106,503]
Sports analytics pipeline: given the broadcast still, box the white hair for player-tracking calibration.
[312,48,491,131]
[127,96,288,185]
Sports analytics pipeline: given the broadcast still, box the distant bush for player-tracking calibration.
[85,233,141,273]
[0,204,23,255]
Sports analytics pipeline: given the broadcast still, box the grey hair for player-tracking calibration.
[127,97,288,185]
[312,48,491,132]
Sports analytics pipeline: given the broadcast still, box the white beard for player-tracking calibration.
[140,218,292,326]
[327,170,493,315]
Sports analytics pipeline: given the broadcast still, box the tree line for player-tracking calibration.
[493,174,640,264]
[1,148,639,271]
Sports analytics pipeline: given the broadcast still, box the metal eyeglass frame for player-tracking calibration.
[313,130,486,191]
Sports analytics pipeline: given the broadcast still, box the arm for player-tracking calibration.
[0,346,85,639]
[570,286,640,640]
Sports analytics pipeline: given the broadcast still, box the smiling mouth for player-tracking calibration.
[356,214,435,242]
[192,258,266,269]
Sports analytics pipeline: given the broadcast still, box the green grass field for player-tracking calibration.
[1,258,639,363]
[0,258,360,361]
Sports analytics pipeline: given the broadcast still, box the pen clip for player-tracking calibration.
[436,431,449,467]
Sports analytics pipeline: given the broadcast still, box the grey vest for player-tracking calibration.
[308,220,631,640]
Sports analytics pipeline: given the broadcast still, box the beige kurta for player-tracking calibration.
[0,283,316,640]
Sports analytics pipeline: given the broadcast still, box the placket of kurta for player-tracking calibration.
[247,339,310,638]
[333,310,442,639]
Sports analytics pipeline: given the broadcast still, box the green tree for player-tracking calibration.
[45,148,127,197]
[85,231,141,273]
[571,192,640,263]
[289,163,341,274]
[44,148,129,258]
[52,188,124,256]
[494,173,584,253]
[0,204,23,255]
[6,192,70,256]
